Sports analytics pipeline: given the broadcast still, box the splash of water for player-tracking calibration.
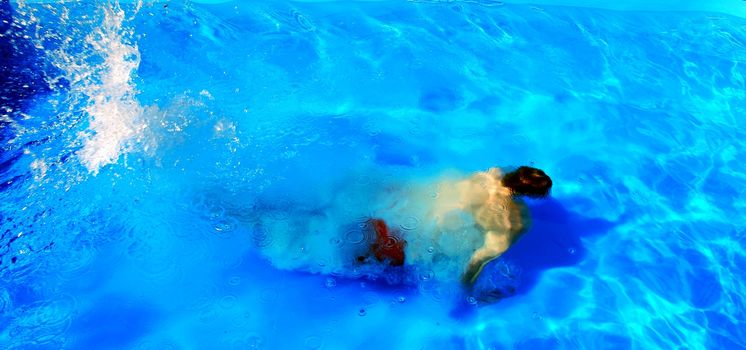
[36,1,147,175]
[77,2,145,174]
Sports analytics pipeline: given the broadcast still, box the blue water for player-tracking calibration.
[2,1,746,349]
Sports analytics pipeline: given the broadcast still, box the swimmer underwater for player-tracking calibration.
[355,166,553,285]
[250,165,553,291]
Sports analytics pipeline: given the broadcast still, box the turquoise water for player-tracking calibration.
[1,1,745,349]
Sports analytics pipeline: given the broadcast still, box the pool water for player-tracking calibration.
[1,1,745,349]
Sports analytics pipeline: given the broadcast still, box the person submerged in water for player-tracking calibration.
[357,166,552,285]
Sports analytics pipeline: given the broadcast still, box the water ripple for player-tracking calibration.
[8,294,76,347]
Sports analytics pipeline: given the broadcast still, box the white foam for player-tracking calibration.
[28,1,147,175]
[71,3,145,174]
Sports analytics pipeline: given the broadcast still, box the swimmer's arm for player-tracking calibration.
[462,200,530,284]
[461,230,510,285]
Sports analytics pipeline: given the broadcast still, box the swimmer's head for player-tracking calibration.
[501,166,552,198]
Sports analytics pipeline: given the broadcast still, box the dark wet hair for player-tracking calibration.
[501,166,552,198]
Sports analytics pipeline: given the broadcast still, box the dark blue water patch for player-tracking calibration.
[66,295,160,350]
[708,333,746,350]
[0,148,23,177]
[481,198,616,297]
[371,134,415,167]
[705,310,746,348]
[0,173,28,192]
[1,0,68,162]
[552,91,576,104]
[370,133,434,168]
[5,283,38,307]
[469,260,520,303]
[678,248,723,309]
[687,267,723,309]
[418,87,464,113]
[706,311,745,339]
[0,1,62,112]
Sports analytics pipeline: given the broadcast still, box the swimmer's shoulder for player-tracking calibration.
[508,197,531,234]
[486,167,503,179]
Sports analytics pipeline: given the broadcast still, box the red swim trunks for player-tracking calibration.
[366,218,407,266]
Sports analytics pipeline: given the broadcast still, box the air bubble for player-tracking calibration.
[419,270,434,281]
[252,226,273,248]
[228,276,241,286]
[466,296,478,305]
[329,268,345,278]
[429,286,446,302]
[214,220,235,234]
[358,308,367,316]
[219,295,238,309]
[293,11,315,32]
[187,284,219,311]
[427,246,435,254]
[329,237,344,247]
[58,240,97,276]
[397,296,406,303]
[400,216,420,230]
[344,229,365,245]
[238,333,265,350]
[325,278,337,288]
[568,247,576,255]
[304,335,323,349]
[380,236,400,249]
[357,219,369,229]
[259,288,279,305]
